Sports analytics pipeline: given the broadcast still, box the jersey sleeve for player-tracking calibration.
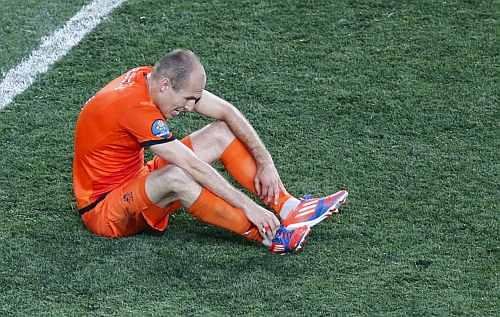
[120,102,176,147]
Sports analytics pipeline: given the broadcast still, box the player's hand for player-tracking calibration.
[243,204,280,241]
[254,162,286,206]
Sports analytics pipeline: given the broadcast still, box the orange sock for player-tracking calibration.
[187,188,262,242]
[220,138,292,213]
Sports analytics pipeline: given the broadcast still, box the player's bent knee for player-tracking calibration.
[212,120,233,139]
[148,165,201,207]
[156,165,195,192]
[209,121,235,152]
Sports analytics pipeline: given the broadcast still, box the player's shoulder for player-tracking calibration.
[104,66,152,95]
[118,66,153,88]
[85,66,153,108]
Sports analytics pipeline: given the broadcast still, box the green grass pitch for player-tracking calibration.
[0,0,498,315]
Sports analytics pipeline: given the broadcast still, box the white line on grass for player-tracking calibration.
[0,0,126,110]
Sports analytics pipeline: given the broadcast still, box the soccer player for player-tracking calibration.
[73,49,348,254]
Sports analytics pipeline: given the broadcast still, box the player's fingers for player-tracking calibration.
[261,213,277,240]
[259,227,268,240]
[271,213,280,231]
[261,184,269,203]
[272,218,280,238]
[260,223,272,241]
[270,227,277,239]
[268,218,278,240]
[254,178,261,196]
[266,184,274,204]
[278,179,286,194]
[263,213,278,237]
[273,182,280,206]
[267,222,277,239]
[258,222,267,239]
[266,182,274,205]
[265,226,274,241]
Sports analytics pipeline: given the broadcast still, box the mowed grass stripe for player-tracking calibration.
[0,0,126,110]
[0,0,497,315]
[0,0,91,75]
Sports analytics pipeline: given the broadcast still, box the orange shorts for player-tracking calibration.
[81,137,191,238]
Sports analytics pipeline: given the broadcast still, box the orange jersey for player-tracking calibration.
[73,66,175,210]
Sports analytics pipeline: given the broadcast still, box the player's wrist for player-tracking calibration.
[254,152,273,167]
[229,190,252,211]
[240,197,259,215]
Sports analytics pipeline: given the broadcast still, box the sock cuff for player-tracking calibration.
[220,138,246,164]
[187,187,210,216]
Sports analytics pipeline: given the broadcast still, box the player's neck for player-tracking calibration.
[145,73,153,96]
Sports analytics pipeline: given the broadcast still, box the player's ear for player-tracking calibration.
[159,77,171,92]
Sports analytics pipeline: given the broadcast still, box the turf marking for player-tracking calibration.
[0,0,126,110]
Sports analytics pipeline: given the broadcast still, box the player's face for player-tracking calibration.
[157,66,206,119]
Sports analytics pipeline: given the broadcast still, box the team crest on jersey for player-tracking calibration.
[151,119,170,138]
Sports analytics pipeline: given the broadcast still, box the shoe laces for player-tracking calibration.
[273,226,292,243]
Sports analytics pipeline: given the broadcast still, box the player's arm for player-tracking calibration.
[194,90,285,205]
[149,140,279,239]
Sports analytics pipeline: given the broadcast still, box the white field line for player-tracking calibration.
[0,0,126,110]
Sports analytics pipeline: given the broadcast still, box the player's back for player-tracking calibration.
[73,67,153,209]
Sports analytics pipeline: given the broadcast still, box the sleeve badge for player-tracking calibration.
[151,119,170,138]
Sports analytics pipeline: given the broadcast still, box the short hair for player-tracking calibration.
[151,49,200,90]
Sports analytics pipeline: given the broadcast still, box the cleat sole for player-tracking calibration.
[292,226,310,254]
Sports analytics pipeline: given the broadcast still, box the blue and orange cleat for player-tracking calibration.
[269,225,311,254]
[282,190,348,230]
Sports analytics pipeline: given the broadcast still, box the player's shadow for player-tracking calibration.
[142,215,314,279]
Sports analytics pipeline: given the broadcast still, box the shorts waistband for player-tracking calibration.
[78,194,108,216]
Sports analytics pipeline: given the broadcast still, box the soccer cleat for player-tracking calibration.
[282,190,348,230]
[269,225,311,254]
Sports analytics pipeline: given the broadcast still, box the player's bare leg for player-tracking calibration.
[146,165,201,208]
[187,120,236,164]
